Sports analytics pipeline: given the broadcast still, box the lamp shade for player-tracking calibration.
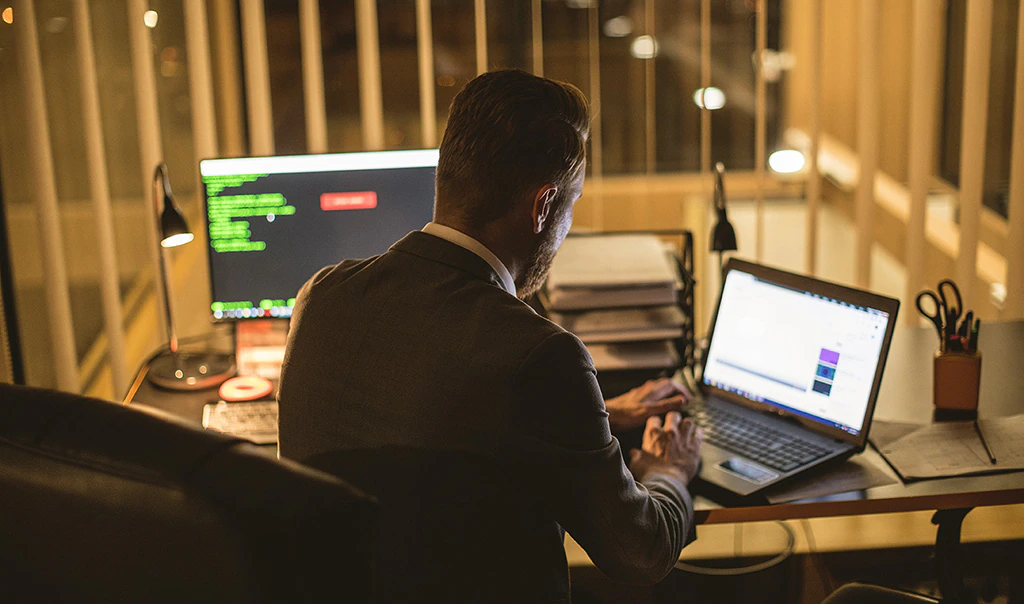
[711,214,737,253]
[158,190,193,248]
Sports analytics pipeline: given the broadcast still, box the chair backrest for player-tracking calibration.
[0,383,377,603]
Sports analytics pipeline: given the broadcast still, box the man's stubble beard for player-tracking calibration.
[516,208,571,300]
[517,236,558,300]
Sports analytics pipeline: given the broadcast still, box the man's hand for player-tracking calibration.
[629,411,703,485]
[605,378,690,430]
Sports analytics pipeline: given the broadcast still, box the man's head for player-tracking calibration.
[434,69,590,298]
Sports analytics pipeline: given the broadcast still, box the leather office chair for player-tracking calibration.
[0,383,377,603]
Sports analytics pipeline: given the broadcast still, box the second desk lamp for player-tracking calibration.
[710,162,738,276]
[147,163,235,391]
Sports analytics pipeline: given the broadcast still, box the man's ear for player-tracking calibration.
[532,184,558,234]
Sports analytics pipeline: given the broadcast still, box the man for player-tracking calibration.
[278,69,702,602]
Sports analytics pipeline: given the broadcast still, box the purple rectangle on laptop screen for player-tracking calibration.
[819,349,840,365]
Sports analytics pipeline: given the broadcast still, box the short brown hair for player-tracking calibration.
[434,69,590,227]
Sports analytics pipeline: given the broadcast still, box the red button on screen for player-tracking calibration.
[320,191,378,211]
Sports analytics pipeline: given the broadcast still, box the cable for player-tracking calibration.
[800,518,835,593]
[675,521,795,576]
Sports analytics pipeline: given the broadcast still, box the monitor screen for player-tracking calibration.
[702,268,891,436]
[200,149,439,320]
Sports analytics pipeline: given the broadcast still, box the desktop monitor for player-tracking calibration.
[200,149,439,321]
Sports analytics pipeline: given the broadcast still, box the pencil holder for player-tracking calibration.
[933,351,982,411]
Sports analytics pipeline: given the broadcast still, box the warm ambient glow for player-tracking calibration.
[45,16,67,34]
[161,232,194,248]
[630,35,658,60]
[143,10,158,28]
[693,87,726,111]
[768,149,806,174]
[2,7,13,24]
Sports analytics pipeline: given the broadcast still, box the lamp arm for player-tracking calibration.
[153,164,178,354]
[713,161,727,212]
[155,163,173,200]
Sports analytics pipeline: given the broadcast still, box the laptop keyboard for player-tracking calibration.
[202,400,279,445]
[693,404,832,473]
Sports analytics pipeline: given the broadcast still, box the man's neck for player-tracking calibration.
[433,218,524,289]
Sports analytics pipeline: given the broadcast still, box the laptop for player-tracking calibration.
[693,258,899,497]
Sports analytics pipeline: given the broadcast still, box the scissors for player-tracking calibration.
[915,279,963,350]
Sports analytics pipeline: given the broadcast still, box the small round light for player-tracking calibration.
[1,7,13,25]
[693,87,726,110]
[160,232,194,248]
[603,16,633,38]
[143,10,158,28]
[768,149,805,174]
[630,35,658,60]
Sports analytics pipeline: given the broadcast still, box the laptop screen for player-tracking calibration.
[702,267,892,436]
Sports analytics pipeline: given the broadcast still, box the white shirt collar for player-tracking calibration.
[422,222,517,296]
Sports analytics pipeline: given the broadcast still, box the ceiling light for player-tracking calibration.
[630,35,658,60]
[693,87,726,110]
[768,149,805,174]
[603,16,633,38]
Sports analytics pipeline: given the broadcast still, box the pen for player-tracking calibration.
[959,310,972,339]
[974,419,997,465]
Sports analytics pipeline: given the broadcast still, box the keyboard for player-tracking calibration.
[693,404,831,473]
[202,400,279,445]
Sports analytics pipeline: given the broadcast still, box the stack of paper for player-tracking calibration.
[875,414,1024,481]
[543,234,685,373]
[585,340,681,372]
[547,306,685,344]
[544,235,681,311]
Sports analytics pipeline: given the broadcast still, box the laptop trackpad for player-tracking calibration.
[718,457,779,485]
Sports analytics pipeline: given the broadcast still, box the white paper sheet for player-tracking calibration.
[879,414,1024,480]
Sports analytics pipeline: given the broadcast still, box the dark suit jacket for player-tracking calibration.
[278,231,694,603]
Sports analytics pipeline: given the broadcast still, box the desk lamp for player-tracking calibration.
[147,163,234,391]
[710,162,737,276]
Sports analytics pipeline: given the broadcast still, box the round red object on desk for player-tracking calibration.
[218,375,274,401]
